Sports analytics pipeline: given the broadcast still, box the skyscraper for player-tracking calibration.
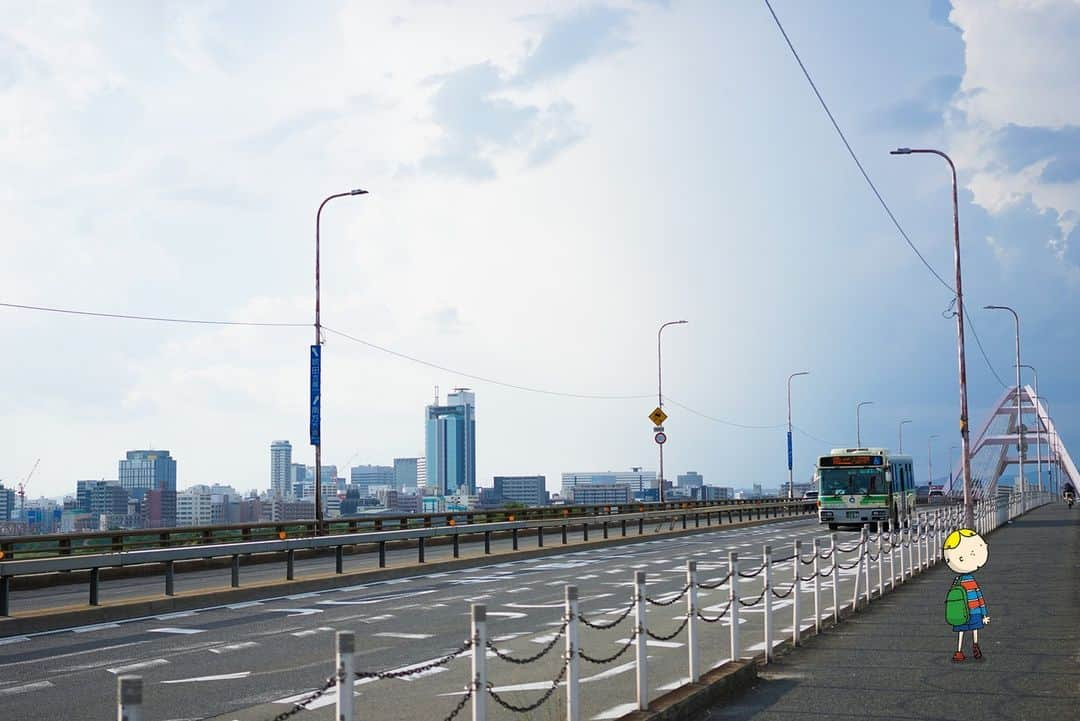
[350,465,394,496]
[270,440,293,498]
[393,457,420,490]
[425,389,476,495]
[119,450,177,528]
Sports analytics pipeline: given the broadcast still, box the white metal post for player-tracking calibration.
[472,604,487,721]
[830,533,840,624]
[850,534,862,611]
[763,545,773,663]
[876,523,883,598]
[337,631,355,721]
[635,571,648,711]
[566,585,580,721]
[812,538,821,634]
[861,526,871,605]
[686,561,699,682]
[118,676,142,721]
[915,516,923,572]
[729,552,740,660]
[888,518,896,588]
[923,513,930,569]
[792,540,801,646]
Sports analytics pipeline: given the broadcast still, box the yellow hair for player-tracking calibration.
[943,528,977,550]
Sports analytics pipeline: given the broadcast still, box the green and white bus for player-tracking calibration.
[815,447,916,530]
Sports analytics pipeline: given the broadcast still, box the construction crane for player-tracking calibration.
[18,459,39,521]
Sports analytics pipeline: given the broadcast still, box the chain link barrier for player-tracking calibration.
[697,599,732,623]
[487,619,567,665]
[267,673,338,721]
[737,587,767,607]
[580,601,634,630]
[580,629,638,664]
[737,562,767,579]
[487,657,568,714]
[645,583,690,606]
[696,570,733,590]
[440,684,474,721]
[770,580,797,599]
[354,640,472,680]
[645,614,689,642]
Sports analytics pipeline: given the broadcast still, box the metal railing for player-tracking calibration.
[0,499,815,616]
[0,497,812,561]
[112,491,1053,721]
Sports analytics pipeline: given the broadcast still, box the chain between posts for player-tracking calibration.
[737,562,767,578]
[697,599,732,623]
[487,619,567,664]
[695,570,733,590]
[580,629,638,664]
[354,639,472,680]
[267,674,338,721]
[487,656,569,713]
[645,614,689,642]
[770,580,797,599]
[738,587,768,607]
[645,583,690,606]
[580,601,635,630]
[440,684,474,721]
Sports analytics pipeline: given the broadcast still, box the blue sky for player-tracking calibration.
[1,0,1077,497]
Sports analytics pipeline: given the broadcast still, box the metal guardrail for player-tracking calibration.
[0,497,810,561]
[0,499,816,616]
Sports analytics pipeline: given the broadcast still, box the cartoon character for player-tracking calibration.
[942,528,990,662]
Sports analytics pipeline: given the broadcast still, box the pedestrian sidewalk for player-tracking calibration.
[696,502,1080,721]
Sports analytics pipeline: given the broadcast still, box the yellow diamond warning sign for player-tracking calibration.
[649,407,668,426]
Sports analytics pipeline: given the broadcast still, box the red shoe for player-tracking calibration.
[972,643,983,660]
[952,651,966,662]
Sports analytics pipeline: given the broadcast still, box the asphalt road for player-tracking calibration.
[0,517,884,721]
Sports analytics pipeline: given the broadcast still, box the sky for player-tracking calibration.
[2,0,1078,499]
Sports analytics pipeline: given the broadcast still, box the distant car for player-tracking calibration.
[803,490,818,500]
[928,489,945,503]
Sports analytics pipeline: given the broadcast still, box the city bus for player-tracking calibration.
[815,448,915,530]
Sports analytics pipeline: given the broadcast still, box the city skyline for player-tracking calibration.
[2,1,1077,501]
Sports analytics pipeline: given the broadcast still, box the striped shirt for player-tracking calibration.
[957,574,986,613]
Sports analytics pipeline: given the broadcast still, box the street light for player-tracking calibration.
[898,419,912,453]
[891,147,974,528]
[657,320,688,503]
[985,305,1023,500]
[856,401,874,447]
[928,434,939,489]
[1019,365,1042,492]
[313,188,368,532]
[787,371,810,499]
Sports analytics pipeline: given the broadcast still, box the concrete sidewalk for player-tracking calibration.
[696,502,1080,721]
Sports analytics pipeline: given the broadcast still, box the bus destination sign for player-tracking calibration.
[819,455,883,467]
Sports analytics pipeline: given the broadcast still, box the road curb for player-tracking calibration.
[0,513,813,636]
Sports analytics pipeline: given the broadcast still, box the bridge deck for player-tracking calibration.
[695,502,1080,721]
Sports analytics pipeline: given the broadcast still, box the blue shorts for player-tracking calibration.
[953,610,985,632]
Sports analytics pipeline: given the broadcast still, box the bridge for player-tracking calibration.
[0,483,1069,721]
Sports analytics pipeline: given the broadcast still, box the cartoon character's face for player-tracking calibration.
[944,533,988,574]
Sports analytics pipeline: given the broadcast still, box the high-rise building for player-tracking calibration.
[119,450,177,525]
[677,471,704,488]
[567,484,632,505]
[270,441,293,498]
[425,389,476,495]
[0,482,14,522]
[492,476,549,507]
[76,480,129,516]
[561,470,656,498]
[393,458,420,490]
[177,486,213,526]
[351,465,395,496]
[417,457,428,489]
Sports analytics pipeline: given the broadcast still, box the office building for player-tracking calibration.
[561,470,656,498]
[270,441,293,498]
[0,482,14,522]
[417,457,427,489]
[76,480,129,516]
[394,457,420,490]
[692,485,734,501]
[567,484,632,505]
[677,472,704,488]
[492,476,549,507]
[177,486,213,526]
[425,389,476,495]
[351,465,394,496]
[120,450,177,526]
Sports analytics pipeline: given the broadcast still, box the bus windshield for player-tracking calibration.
[820,467,887,496]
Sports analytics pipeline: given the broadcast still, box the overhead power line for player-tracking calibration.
[761,0,1008,389]
[662,397,786,430]
[0,301,308,328]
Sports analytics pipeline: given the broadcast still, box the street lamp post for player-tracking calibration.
[985,305,1023,500]
[949,446,958,495]
[928,434,939,489]
[1020,365,1041,492]
[313,189,368,532]
[856,401,874,447]
[898,420,912,453]
[657,320,688,504]
[787,372,810,499]
[891,148,974,528]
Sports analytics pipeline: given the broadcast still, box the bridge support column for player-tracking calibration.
[512,528,518,550]
[90,567,100,606]
[165,561,174,597]
[286,549,295,580]
[484,531,491,554]
[0,576,9,616]
[335,545,344,574]
[418,537,425,563]
[379,541,387,568]
[231,555,240,587]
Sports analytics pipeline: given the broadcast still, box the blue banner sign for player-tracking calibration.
[310,345,321,446]
[787,431,793,471]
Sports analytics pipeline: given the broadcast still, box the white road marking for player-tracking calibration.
[373,632,433,640]
[614,638,683,648]
[108,659,170,674]
[581,660,637,682]
[267,608,323,616]
[148,627,206,635]
[487,611,528,620]
[0,681,53,696]
[209,642,260,654]
[530,634,558,644]
[503,601,562,609]
[593,702,638,719]
[225,601,262,610]
[317,590,435,606]
[0,641,150,669]
[0,636,29,646]
[71,623,120,633]
[162,671,251,684]
[285,592,321,600]
[154,612,195,620]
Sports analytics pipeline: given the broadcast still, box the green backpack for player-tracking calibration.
[945,581,970,626]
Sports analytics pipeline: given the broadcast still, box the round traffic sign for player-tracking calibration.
[654,431,667,445]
